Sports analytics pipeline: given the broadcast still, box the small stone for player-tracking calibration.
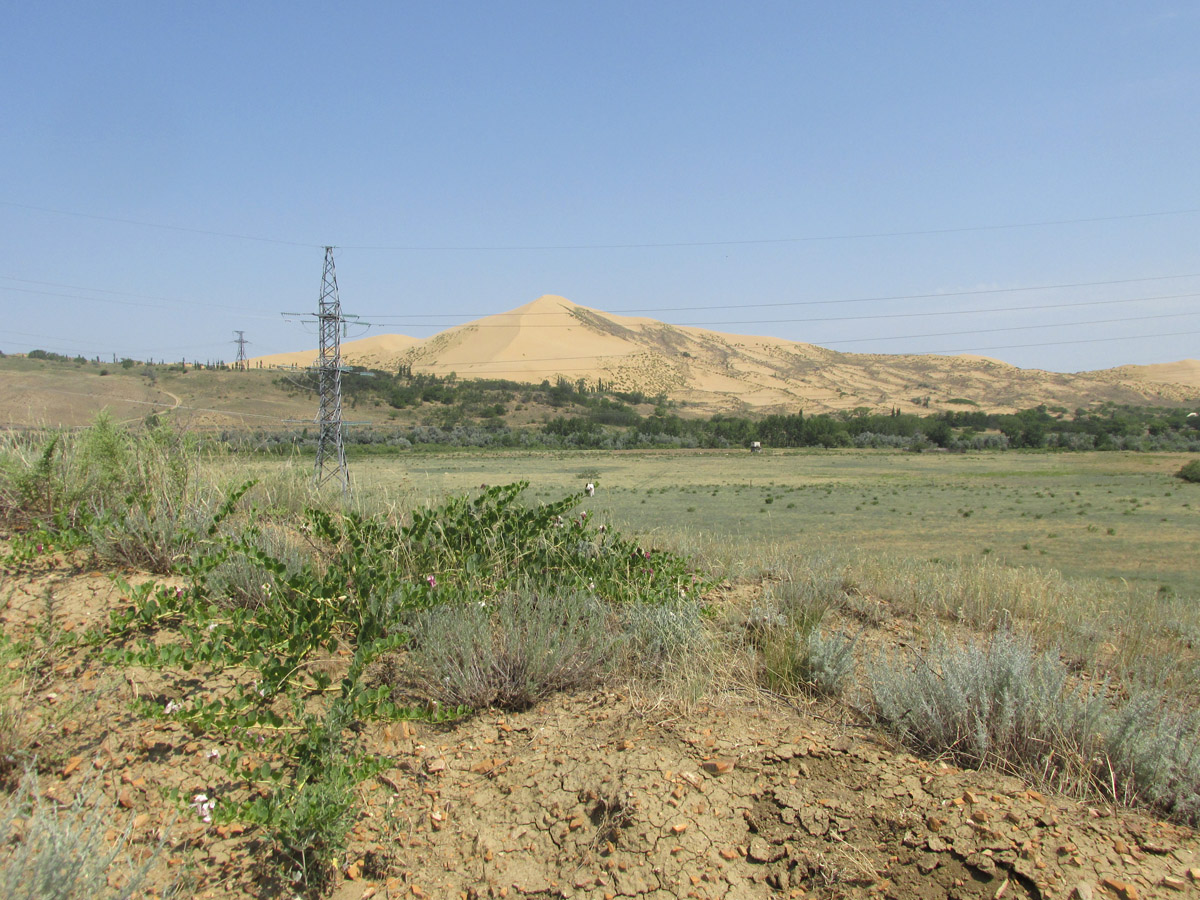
[671,822,688,834]
[1100,878,1138,900]
[425,757,447,774]
[1070,883,1093,900]
[917,855,939,875]
[345,863,361,880]
[701,759,735,775]
[1162,875,1187,891]
[62,756,84,776]
[747,838,775,864]
[719,847,739,860]
[117,789,135,809]
[965,852,997,877]
[569,817,585,831]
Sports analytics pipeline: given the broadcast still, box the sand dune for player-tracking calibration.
[1104,359,1200,388]
[252,295,1200,414]
[253,333,421,370]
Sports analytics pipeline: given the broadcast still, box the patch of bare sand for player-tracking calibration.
[407,295,643,380]
[252,333,422,370]
[1108,359,1200,389]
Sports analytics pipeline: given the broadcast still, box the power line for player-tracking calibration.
[5,197,1197,252]
[338,208,1200,251]
[405,308,1200,369]
[0,278,281,319]
[357,272,1200,321]
[390,327,1200,376]
[818,310,1200,346]
[921,330,1200,357]
[361,290,1200,331]
[0,201,318,248]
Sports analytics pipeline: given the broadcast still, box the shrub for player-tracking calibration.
[0,771,165,900]
[759,625,856,698]
[269,761,358,895]
[404,589,615,710]
[1105,692,1200,824]
[868,630,1105,784]
[751,575,856,698]
[620,599,709,675]
[200,521,309,609]
[1178,459,1200,483]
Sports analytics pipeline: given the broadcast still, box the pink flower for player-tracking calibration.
[426,575,437,588]
[191,793,216,823]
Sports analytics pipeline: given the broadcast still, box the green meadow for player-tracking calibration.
[335,448,1200,598]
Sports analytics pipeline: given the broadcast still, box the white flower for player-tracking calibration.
[164,699,182,715]
[207,748,220,761]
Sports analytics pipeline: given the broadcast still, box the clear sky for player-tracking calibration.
[3,2,1198,373]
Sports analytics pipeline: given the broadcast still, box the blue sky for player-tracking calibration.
[3,2,1198,373]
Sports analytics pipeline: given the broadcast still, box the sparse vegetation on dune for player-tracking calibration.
[1,418,1199,897]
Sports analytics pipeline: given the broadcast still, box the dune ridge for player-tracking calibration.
[251,295,1200,414]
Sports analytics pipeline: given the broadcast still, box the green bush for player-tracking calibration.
[1178,459,1200,483]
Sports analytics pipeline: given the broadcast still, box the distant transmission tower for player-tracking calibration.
[232,330,249,371]
[312,247,350,494]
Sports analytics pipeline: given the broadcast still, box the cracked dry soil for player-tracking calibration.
[2,561,1198,900]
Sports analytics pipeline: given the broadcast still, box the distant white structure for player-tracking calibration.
[750,441,762,453]
[585,482,595,496]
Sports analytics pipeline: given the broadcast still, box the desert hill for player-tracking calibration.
[253,295,1200,415]
[254,333,421,372]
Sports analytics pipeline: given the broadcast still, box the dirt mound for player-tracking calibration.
[2,558,1198,900]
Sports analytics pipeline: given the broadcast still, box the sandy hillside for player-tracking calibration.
[255,296,1200,415]
[1092,360,1200,390]
[254,334,422,371]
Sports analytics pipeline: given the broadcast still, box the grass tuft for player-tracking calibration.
[0,771,167,900]
[868,630,1105,787]
[404,589,616,711]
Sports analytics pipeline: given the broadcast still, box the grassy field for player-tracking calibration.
[332,448,1200,598]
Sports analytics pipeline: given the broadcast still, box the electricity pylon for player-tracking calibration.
[313,247,350,495]
[232,331,249,370]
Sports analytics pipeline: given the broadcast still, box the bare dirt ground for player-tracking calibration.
[3,552,1199,900]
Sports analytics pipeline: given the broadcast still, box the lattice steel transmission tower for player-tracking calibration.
[313,246,350,494]
[232,331,249,370]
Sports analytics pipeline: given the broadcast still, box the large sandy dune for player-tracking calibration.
[252,295,1200,414]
